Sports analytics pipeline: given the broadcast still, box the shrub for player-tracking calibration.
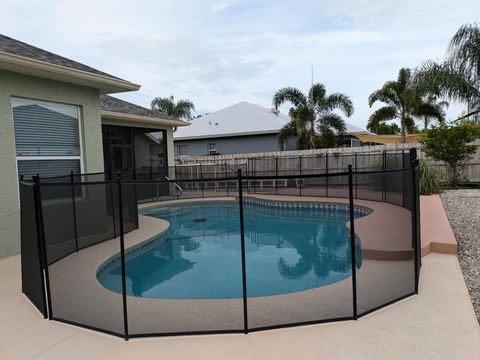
[419,159,442,195]
[420,121,480,187]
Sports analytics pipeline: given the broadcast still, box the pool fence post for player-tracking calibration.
[354,152,358,199]
[325,153,329,197]
[299,155,303,197]
[117,174,129,340]
[108,170,117,238]
[70,171,79,252]
[382,150,387,202]
[347,165,358,319]
[401,150,406,207]
[410,148,421,293]
[275,157,278,195]
[252,158,256,194]
[149,165,155,202]
[237,169,249,333]
[225,161,229,197]
[33,176,53,320]
[24,179,47,318]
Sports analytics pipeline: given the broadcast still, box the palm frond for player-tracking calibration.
[308,83,326,106]
[322,93,354,117]
[273,87,307,108]
[448,22,480,82]
[277,120,296,149]
[318,113,347,135]
[414,60,480,103]
[403,116,416,133]
[367,106,397,131]
[151,96,175,114]
[415,102,446,122]
[397,67,413,89]
[174,99,195,120]
[368,82,401,108]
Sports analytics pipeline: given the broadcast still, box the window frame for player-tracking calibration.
[207,143,217,155]
[177,144,189,157]
[11,97,84,180]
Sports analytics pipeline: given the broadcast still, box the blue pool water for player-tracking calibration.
[97,201,366,299]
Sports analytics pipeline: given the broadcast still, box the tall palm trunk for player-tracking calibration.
[424,115,429,131]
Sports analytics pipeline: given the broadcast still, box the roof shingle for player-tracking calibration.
[0,34,122,81]
[100,95,179,120]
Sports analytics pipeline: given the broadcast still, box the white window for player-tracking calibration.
[12,97,83,180]
[207,143,217,155]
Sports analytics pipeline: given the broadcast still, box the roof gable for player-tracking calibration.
[0,34,139,93]
[0,34,119,80]
[174,101,369,140]
[100,95,190,128]
[174,102,291,140]
[100,95,174,119]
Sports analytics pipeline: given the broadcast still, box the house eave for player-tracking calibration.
[101,110,191,129]
[174,130,279,141]
[0,51,141,94]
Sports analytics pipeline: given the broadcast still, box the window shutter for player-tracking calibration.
[12,99,80,156]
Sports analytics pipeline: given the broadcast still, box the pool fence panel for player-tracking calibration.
[19,149,421,339]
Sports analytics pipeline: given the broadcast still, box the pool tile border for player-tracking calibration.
[243,197,372,216]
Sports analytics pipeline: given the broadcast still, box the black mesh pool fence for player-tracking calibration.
[19,149,421,340]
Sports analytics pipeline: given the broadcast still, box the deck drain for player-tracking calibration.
[193,218,207,223]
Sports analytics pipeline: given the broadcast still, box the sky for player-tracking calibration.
[2,0,480,129]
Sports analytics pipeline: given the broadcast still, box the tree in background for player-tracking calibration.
[416,95,448,131]
[273,83,354,150]
[151,95,196,120]
[420,121,480,186]
[367,122,401,135]
[415,23,480,117]
[368,68,445,142]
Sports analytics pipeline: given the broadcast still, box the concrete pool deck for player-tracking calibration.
[0,195,478,359]
[1,253,478,359]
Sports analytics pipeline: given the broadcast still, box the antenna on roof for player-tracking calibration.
[311,64,314,87]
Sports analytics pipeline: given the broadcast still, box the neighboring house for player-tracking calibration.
[173,101,369,158]
[0,34,189,258]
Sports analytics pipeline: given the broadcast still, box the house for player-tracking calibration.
[173,101,369,158]
[0,34,189,258]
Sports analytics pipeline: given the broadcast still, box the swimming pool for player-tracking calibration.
[97,200,369,300]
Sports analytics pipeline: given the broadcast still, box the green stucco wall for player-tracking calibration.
[0,71,104,258]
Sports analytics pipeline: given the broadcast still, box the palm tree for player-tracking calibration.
[277,116,309,150]
[449,23,480,89]
[367,122,401,135]
[416,95,448,131]
[414,23,480,114]
[368,68,420,142]
[273,83,354,150]
[151,95,195,120]
[368,68,446,141]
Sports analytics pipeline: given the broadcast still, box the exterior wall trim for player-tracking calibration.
[0,51,140,94]
[101,111,190,128]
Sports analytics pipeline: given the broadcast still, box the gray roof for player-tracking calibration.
[174,101,369,140]
[100,95,178,120]
[0,33,122,81]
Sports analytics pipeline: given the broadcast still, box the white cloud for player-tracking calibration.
[1,0,479,127]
